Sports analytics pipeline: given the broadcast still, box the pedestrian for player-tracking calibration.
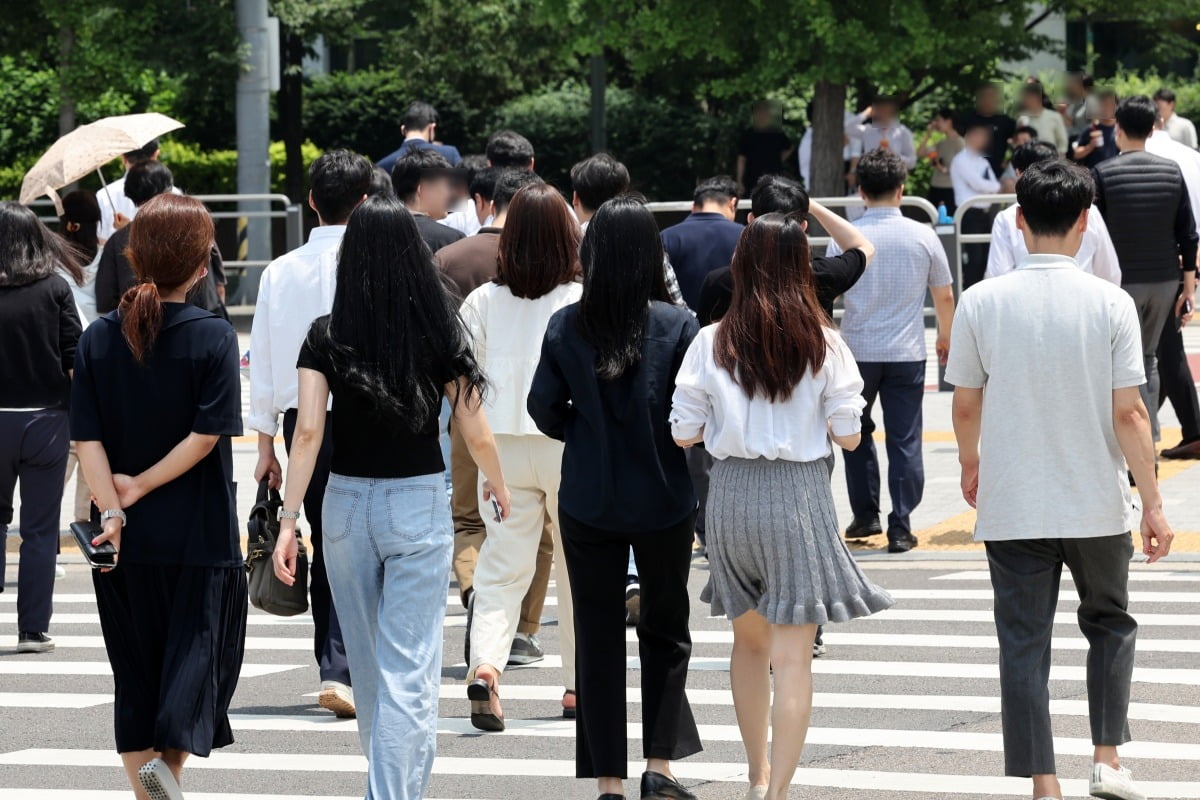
[985,141,1121,284]
[72,193,247,800]
[94,138,175,241]
[917,108,963,215]
[660,176,743,310]
[375,101,463,174]
[736,100,794,196]
[0,202,83,654]
[1016,80,1069,153]
[1058,71,1096,142]
[485,130,536,171]
[1153,88,1197,150]
[391,148,466,252]
[829,149,955,553]
[435,168,557,674]
[845,95,918,170]
[460,181,581,729]
[367,165,396,199]
[671,213,893,800]
[441,153,490,236]
[959,83,1016,177]
[528,194,704,800]
[249,150,373,719]
[1071,88,1120,168]
[272,195,511,800]
[946,158,1175,800]
[94,161,227,317]
[1093,95,1198,446]
[950,121,1003,288]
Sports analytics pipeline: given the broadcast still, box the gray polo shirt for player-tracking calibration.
[945,254,1144,541]
[829,207,952,363]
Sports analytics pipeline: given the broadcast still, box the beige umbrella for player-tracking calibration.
[19,112,185,210]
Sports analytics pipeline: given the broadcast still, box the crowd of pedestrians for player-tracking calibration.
[0,86,1192,800]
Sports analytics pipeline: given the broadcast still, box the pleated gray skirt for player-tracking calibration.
[702,456,894,625]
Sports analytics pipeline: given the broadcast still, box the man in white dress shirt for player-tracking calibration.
[986,142,1121,284]
[1154,88,1198,150]
[951,121,1003,288]
[95,138,179,241]
[249,150,372,719]
[845,96,917,170]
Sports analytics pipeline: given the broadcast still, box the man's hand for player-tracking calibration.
[255,451,283,489]
[113,212,131,230]
[1140,504,1175,563]
[936,333,950,366]
[960,460,979,508]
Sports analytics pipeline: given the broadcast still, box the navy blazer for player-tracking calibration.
[660,212,744,309]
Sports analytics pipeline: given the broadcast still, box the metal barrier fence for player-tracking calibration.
[951,193,1018,294]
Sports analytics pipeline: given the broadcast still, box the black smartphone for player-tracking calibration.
[1177,299,1193,333]
[490,498,502,524]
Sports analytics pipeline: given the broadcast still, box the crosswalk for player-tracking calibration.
[1,559,1198,799]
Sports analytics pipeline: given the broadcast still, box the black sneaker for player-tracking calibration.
[625,582,641,627]
[507,633,544,666]
[887,532,918,553]
[17,632,54,653]
[845,516,883,539]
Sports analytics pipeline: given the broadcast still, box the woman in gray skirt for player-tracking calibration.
[670,213,893,800]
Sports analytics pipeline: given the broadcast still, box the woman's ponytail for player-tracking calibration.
[119,280,163,364]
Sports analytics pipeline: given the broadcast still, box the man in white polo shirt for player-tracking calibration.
[947,159,1174,800]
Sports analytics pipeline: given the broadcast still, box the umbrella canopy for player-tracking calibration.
[19,112,185,207]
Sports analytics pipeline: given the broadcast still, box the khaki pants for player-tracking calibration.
[467,434,576,691]
[63,444,92,522]
[450,422,552,635]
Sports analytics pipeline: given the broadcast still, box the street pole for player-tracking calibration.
[236,0,271,304]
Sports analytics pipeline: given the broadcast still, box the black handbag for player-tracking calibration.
[245,479,310,616]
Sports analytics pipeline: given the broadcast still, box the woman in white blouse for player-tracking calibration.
[460,182,581,731]
[670,213,894,800]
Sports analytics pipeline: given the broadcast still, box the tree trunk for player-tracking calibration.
[280,31,306,203]
[57,21,75,136]
[811,79,847,199]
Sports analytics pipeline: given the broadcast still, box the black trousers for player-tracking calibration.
[986,534,1136,777]
[1156,296,1200,443]
[927,186,956,217]
[961,208,992,289]
[685,447,712,545]
[283,409,350,685]
[560,509,702,778]
[843,361,926,537]
[0,410,69,633]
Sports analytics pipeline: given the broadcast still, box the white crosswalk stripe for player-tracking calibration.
[1,563,1197,799]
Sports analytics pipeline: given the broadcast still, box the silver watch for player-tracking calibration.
[100,508,127,526]
[277,508,301,522]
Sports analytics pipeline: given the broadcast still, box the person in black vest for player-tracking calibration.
[1093,95,1199,446]
[0,203,83,654]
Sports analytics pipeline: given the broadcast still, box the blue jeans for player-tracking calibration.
[322,472,453,800]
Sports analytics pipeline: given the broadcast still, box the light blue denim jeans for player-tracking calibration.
[322,471,453,800]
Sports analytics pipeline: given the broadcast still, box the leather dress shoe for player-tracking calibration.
[887,532,918,553]
[844,515,883,539]
[1162,438,1200,460]
[641,770,697,800]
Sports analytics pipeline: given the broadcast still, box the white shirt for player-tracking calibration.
[247,225,344,436]
[96,176,182,242]
[670,325,866,462]
[945,255,1143,541]
[985,204,1121,285]
[950,148,1001,208]
[1147,130,1200,223]
[798,112,862,187]
[1163,112,1198,150]
[460,280,582,436]
[845,111,917,169]
[441,197,483,237]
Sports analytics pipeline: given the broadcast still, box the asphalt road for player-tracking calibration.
[2,553,1198,800]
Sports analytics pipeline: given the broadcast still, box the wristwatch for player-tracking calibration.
[100,509,127,526]
[277,508,301,522]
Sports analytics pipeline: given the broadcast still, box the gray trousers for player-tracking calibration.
[1124,280,1180,441]
[986,534,1136,777]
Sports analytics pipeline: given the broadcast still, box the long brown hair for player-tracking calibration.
[119,194,214,363]
[495,182,580,299]
[714,213,830,401]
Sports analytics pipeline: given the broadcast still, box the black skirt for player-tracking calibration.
[92,563,248,756]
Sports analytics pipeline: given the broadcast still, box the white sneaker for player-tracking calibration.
[138,757,184,800]
[54,565,66,580]
[318,680,356,718]
[1090,763,1146,800]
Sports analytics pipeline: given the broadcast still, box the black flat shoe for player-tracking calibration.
[467,677,504,732]
[844,515,882,539]
[641,770,697,800]
[598,795,625,800]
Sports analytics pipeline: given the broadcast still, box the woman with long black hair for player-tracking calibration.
[0,202,82,654]
[59,189,102,325]
[529,195,703,800]
[273,195,510,800]
[670,213,893,800]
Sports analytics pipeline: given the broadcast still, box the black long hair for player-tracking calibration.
[60,190,101,264]
[307,195,486,429]
[0,202,82,287]
[577,195,670,379]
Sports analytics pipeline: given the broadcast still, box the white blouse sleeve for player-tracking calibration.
[669,333,712,442]
[459,286,487,356]
[821,331,866,437]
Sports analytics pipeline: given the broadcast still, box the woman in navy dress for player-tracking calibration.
[72,193,247,800]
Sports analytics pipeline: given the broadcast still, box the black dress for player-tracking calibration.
[70,303,247,756]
